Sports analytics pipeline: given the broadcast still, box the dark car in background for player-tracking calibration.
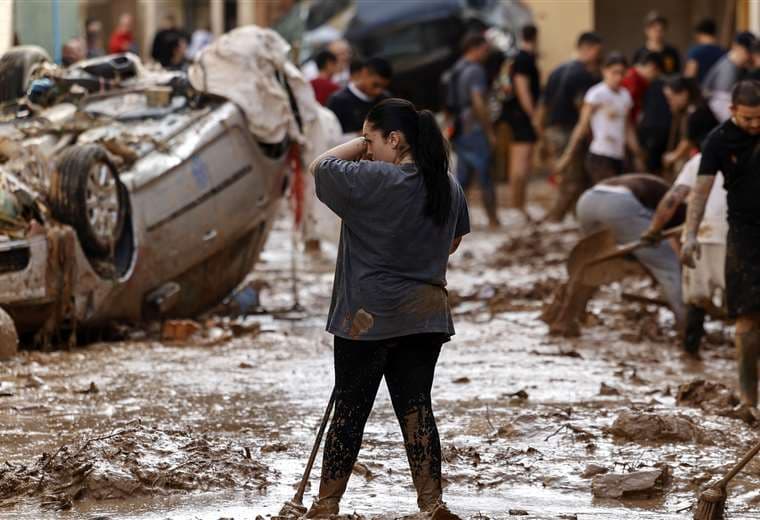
[276,0,532,110]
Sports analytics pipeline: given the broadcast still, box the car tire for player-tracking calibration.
[50,145,127,259]
[0,46,51,104]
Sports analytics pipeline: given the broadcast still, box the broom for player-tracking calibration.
[694,436,760,519]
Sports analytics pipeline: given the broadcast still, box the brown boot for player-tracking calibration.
[736,329,760,406]
[303,474,348,519]
[423,500,463,520]
[303,497,339,519]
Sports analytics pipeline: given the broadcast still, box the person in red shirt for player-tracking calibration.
[108,13,136,54]
[310,50,341,106]
[621,50,662,124]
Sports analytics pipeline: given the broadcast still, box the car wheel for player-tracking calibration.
[0,46,51,104]
[50,145,127,259]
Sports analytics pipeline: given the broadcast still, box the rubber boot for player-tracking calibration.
[303,476,347,518]
[421,500,463,520]
[736,329,760,407]
[683,305,706,357]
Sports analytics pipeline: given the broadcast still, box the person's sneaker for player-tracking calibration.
[428,501,463,520]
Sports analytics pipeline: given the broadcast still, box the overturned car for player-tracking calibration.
[0,27,335,346]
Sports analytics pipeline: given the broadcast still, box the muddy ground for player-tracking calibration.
[1,184,759,520]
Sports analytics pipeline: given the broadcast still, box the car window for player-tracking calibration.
[305,0,351,30]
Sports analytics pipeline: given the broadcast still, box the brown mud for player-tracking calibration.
[0,189,759,519]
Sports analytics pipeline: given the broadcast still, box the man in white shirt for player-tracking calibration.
[642,153,727,356]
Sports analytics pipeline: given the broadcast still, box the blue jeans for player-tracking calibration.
[576,188,686,324]
[454,128,495,212]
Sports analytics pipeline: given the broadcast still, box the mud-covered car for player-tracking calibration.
[0,28,331,344]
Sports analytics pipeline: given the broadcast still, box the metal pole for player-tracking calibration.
[52,0,61,63]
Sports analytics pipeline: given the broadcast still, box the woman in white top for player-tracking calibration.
[554,53,645,184]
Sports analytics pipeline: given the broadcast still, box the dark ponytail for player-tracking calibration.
[365,98,452,226]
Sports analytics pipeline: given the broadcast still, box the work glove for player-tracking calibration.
[680,237,701,268]
[639,228,662,245]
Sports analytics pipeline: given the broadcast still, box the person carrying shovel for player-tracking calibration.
[304,98,469,519]
[681,79,760,406]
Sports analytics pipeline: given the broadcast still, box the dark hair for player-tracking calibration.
[664,75,705,105]
[314,49,337,71]
[349,57,364,75]
[732,80,760,106]
[695,18,717,36]
[522,24,537,43]
[635,50,663,70]
[365,98,451,226]
[603,52,627,68]
[364,56,393,79]
[735,31,756,51]
[753,39,760,55]
[577,31,602,48]
[461,32,487,54]
[644,11,667,28]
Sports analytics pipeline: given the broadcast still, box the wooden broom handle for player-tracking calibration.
[719,437,760,487]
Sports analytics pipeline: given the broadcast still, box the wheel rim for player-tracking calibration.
[85,162,120,246]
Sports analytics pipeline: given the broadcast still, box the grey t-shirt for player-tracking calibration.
[702,55,740,93]
[452,58,488,134]
[314,156,470,341]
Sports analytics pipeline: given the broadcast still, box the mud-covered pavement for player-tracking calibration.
[1,190,760,520]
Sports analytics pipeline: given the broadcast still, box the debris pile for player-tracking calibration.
[605,411,705,443]
[591,466,671,499]
[0,422,273,510]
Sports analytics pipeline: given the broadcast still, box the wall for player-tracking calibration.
[0,0,12,55]
[14,0,80,61]
[523,0,594,81]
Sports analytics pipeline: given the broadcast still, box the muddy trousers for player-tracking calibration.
[313,334,444,514]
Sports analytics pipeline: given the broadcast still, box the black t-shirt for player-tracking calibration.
[686,104,719,150]
[698,119,760,226]
[542,60,597,129]
[632,44,681,75]
[327,87,389,134]
[511,50,540,103]
[639,78,671,130]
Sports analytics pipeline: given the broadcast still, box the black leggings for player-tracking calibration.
[320,333,444,507]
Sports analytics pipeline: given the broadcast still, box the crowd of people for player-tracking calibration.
[60,12,211,71]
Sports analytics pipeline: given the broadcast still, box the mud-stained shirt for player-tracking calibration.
[314,157,470,341]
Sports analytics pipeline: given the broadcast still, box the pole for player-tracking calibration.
[52,0,61,63]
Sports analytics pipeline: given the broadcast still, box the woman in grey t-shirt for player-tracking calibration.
[306,98,469,519]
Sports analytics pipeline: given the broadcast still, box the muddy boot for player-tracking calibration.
[303,475,348,519]
[736,330,760,406]
[303,498,338,519]
[421,500,463,520]
[683,305,706,357]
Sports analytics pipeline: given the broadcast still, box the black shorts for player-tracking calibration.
[585,152,624,184]
[725,223,760,318]
[502,104,537,143]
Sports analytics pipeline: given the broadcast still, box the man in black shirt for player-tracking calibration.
[327,57,392,134]
[632,11,681,76]
[682,80,760,406]
[537,31,602,222]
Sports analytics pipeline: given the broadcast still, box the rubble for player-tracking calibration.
[676,379,740,410]
[591,466,670,499]
[0,422,272,509]
[606,411,704,443]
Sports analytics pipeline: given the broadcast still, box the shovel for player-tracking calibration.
[567,225,684,279]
